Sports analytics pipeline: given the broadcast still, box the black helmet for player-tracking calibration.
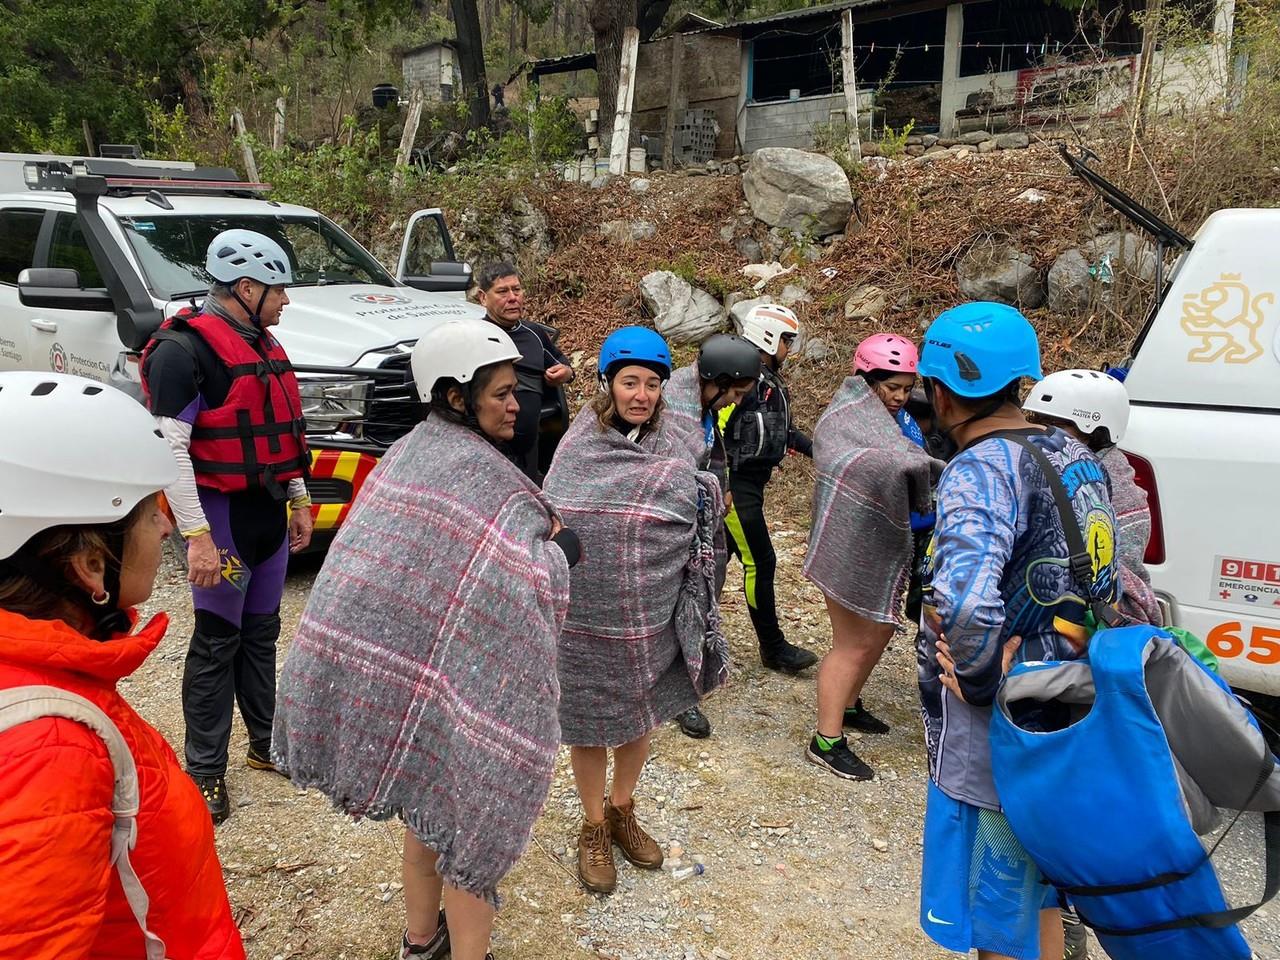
[698,334,761,383]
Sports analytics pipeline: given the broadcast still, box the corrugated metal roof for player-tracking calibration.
[688,0,908,34]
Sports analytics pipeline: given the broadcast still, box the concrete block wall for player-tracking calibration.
[740,94,845,153]
[402,48,447,102]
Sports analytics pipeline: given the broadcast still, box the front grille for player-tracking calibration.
[363,353,422,447]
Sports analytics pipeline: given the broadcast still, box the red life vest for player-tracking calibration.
[141,310,309,496]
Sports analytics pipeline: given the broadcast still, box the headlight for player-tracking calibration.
[297,378,372,436]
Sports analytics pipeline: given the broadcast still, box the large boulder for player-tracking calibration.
[742,148,854,237]
[639,271,727,345]
[957,244,1045,308]
[1046,249,1093,314]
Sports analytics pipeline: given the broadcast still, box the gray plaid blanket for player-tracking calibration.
[1101,446,1162,624]
[272,414,570,905]
[544,410,728,746]
[804,376,942,622]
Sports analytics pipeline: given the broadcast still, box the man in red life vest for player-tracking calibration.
[141,230,313,824]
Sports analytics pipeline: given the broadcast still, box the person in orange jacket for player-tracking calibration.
[0,371,246,960]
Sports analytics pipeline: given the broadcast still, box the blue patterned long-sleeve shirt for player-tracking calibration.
[917,426,1118,809]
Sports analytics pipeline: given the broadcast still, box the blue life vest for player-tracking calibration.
[991,625,1280,960]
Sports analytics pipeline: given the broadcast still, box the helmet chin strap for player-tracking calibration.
[229,282,270,329]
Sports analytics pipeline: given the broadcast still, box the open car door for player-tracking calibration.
[395,208,471,298]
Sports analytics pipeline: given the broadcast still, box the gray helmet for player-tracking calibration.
[698,334,761,383]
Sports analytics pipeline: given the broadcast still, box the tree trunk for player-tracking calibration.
[590,0,671,153]
[177,64,208,127]
[451,0,491,128]
[590,0,630,155]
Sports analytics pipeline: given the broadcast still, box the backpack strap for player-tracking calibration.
[995,431,1126,629]
[0,686,170,960]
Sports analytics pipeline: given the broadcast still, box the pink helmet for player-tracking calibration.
[852,334,919,375]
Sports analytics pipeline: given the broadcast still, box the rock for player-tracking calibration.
[735,235,764,262]
[742,147,854,237]
[862,156,892,181]
[639,271,728,345]
[978,139,998,154]
[719,224,736,243]
[729,296,766,331]
[905,145,925,157]
[957,244,1045,308]
[779,283,812,306]
[860,141,882,157]
[960,130,993,145]
[1017,188,1048,203]
[937,138,958,148]
[1046,249,1093,314]
[921,134,939,148]
[844,284,888,320]
[600,219,657,244]
[1087,230,1158,282]
[629,177,651,192]
[905,134,924,146]
[925,144,948,155]
[871,838,889,853]
[589,174,610,189]
[996,131,1031,149]
[952,146,972,159]
[803,343,834,363]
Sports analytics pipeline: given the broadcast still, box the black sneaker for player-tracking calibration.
[1062,909,1089,960]
[676,707,712,739]
[760,639,819,674]
[843,699,891,735]
[805,735,874,781]
[400,910,449,959]
[192,774,231,825]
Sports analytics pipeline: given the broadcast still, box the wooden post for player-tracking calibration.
[608,26,641,176]
[231,109,259,183]
[662,36,685,171]
[1128,0,1164,169]
[272,97,287,150]
[840,10,862,161]
[393,88,426,189]
[82,119,95,157]
[939,3,965,137]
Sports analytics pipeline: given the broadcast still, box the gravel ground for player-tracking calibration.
[129,470,1280,960]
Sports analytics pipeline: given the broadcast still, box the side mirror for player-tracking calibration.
[18,268,115,312]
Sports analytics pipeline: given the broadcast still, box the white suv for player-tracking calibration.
[0,154,489,535]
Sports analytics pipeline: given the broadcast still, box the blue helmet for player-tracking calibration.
[918,301,1043,398]
[599,326,672,381]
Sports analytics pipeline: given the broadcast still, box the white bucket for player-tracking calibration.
[629,147,647,173]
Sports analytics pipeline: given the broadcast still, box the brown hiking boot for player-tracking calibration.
[577,817,616,894]
[605,799,664,870]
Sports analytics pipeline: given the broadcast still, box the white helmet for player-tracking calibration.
[1023,369,1131,443]
[0,373,177,560]
[206,229,293,286]
[410,320,522,402]
[740,303,800,356]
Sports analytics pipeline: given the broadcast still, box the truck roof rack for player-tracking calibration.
[22,158,271,199]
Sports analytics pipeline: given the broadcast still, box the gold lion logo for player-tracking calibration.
[1181,274,1274,364]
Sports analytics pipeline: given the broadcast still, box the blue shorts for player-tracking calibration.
[920,780,1057,959]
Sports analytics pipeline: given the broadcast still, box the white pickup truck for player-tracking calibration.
[0,154,549,537]
[1066,149,1280,706]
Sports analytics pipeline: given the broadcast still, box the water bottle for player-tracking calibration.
[670,863,704,882]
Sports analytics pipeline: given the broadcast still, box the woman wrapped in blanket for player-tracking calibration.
[803,335,942,782]
[543,327,729,896]
[272,321,581,960]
